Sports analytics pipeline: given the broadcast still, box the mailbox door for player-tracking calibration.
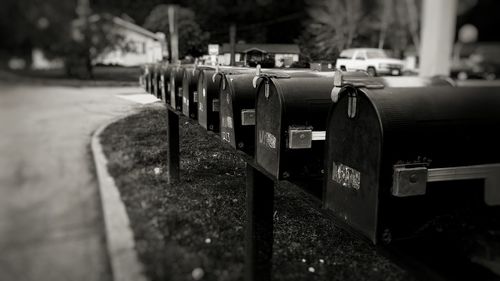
[256,81,283,178]
[182,70,191,116]
[197,72,208,129]
[220,79,237,148]
[324,90,383,244]
[189,70,199,119]
[232,77,258,155]
[207,70,221,132]
[174,69,183,111]
[220,74,257,155]
[169,67,183,110]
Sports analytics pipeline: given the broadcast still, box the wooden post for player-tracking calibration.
[230,24,237,66]
[166,107,180,184]
[245,163,274,281]
[419,0,457,77]
[168,5,179,63]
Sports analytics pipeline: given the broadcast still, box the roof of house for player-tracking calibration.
[89,14,162,40]
[220,43,300,54]
[112,17,161,40]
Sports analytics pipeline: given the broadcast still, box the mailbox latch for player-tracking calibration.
[392,162,500,206]
[241,109,255,126]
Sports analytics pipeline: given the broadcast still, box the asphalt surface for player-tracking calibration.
[0,83,144,281]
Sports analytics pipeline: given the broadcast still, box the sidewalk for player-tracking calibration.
[0,84,144,281]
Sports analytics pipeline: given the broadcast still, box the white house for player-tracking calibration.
[31,15,166,69]
[93,16,166,66]
[217,43,300,67]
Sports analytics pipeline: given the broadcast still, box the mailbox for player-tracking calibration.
[197,66,222,131]
[145,64,154,93]
[217,70,257,153]
[182,66,200,119]
[169,64,186,111]
[139,65,147,90]
[197,66,248,131]
[218,68,316,155]
[254,71,336,182]
[159,64,173,103]
[324,73,500,244]
[152,64,162,99]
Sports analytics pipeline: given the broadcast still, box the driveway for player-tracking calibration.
[0,84,151,281]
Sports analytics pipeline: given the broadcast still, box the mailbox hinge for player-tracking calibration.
[331,70,385,103]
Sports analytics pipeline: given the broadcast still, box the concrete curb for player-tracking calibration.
[91,113,148,281]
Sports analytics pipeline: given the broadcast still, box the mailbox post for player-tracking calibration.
[245,162,274,281]
[166,105,180,184]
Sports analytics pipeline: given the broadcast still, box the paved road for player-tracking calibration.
[0,84,149,281]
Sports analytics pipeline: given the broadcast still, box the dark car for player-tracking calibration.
[451,43,500,80]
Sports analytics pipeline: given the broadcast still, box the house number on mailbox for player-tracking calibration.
[332,162,361,190]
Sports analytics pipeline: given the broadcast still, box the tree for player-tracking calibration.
[299,0,424,61]
[298,0,370,61]
[0,0,126,77]
[143,5,210,59]
[65,14,127,78]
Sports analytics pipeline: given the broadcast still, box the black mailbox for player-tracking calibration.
[219,72,257,154]
[182,66,200,119]
[255,71,336,182]
[140,65,147,91]
[169,64,186,111]
[324,74,500,244]
[197,66,221,131]
[152,64,162,99]
[145,64,154,94]
[142,64,149,92]
[218,68,317,155]
[159,64,173,103]
[197,66,248,131]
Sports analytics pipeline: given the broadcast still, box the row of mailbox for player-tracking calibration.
[141,63,500,244]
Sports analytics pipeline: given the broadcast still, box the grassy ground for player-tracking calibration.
[99,104,415,281]
[0,66,140,87]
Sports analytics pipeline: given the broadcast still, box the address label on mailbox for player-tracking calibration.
[332,162,361,190]
[258,130,276,149]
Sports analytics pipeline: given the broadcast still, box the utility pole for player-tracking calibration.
[73,0,91,42]
[230,24,236,66]
[168,5,179,63]
[419,0,457,77]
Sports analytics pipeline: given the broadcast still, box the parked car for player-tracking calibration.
[451,44,500,80]
[335,48,404,76]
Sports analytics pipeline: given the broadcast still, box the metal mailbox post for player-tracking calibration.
[324,73,500,244]
[166,103,180,184]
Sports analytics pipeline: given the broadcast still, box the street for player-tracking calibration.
[0,84,144,281]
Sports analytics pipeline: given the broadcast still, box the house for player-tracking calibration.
[217,43,300,67]
[31,15,166,69]
[92,16,166,66]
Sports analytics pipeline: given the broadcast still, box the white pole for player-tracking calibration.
[419,0,457,77]
[168,5,179,63]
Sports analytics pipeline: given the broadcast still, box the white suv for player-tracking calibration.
[335,48,404,76]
